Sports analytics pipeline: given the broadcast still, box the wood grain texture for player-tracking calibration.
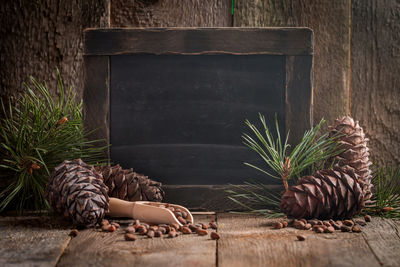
[83,56,110,158]
[217,214,380,267]
[0,0,110,101]
[234,0,351,129]
[0,215,71,267]
[110,0,231,27]
[57,214,217,267]
[285,56,313,145]
[351,0,400,166]
[84,28,313,56]
[362,217,400,266]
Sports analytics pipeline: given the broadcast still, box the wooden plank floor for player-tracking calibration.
[1,213,400,267]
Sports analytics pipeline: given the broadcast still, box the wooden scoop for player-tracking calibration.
[108,198,194,226]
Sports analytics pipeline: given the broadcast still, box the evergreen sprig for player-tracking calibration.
[364,165,400,218]
[0,69,107,212]
[227,114,341,216]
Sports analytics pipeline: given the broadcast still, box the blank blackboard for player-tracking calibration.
[83,27,313,196]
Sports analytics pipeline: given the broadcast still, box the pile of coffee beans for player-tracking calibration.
[98,218,219,242]
[274,215,372,241]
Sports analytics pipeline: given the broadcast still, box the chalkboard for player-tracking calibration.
[110,54,285,184]
[83,28,313,207]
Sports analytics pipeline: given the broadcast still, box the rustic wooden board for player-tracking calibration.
[57,214,217,267]
[217,214,380,267]
[362,217,400,267]
[234,0,351,128]
[110,0,232,28]
[84,28,313,56]
[0,215,71,267]
[351,0,400,166]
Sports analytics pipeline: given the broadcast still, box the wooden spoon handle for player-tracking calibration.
[108,198,135,218]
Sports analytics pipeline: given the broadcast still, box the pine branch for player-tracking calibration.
[364,165,400,218]
[0,69,107,212]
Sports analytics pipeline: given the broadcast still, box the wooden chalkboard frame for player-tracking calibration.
[83,28,313,210]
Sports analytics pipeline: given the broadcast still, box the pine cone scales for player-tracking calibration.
[95,165,164,202]
[280,166,365,219]
[329,116,372,200]
[45,159,109,226]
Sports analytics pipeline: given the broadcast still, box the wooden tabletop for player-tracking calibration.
[1,213,399,267]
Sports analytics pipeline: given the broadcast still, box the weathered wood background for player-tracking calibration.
[0,0,399,166]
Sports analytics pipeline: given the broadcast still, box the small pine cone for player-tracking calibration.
[280,166,366,219]
[95,165,164,202]
[45,159,109,226]
[329,116,372,200]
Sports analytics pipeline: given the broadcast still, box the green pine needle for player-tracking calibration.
[364,165,400,218]
[227,113,342,216]
[0,69,107,212]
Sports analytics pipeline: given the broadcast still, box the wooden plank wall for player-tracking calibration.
[109,0,400,166]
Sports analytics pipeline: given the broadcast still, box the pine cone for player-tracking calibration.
[45,159,109,226]
[280,165,365,219]
[329,116,372,200]
[95,165,165,202]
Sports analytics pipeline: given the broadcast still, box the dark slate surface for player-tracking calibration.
[110,54,285,184]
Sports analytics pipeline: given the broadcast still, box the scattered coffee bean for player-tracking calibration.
[274,222,283,229]
[149,226,158,232]
[171,223,180,230]
[111,222,120,228]
[168,231,178,238]
[335,220,343,226]
[354,220,367,226]
[352,226,362,233]
[304,223,312,230]
[102,224,116,232]
[295,221,305,230]
[365,215,371,222]
[299,219,307,224]
[313,224,326,231]
[324,226,335,233]
[343,220,354,227]
[188,224,198,232]
[147,230,155,238]
[124,233,136,241]
[137,225,147,235]
[181,226,192,234]
[201,223,208,230]
[158,227,166,234]
[196,228,208,236]
[101,219,109,226]
[323,221,331,227]
[210,232,220,240]
[209,221,218,230]
[177,216,187,225]
[316,220,323,225]
[315,227,324,233]
[331,223,341,230]
[69,229,78,237]
[297,235,306,241]
[125,226,136,234]
[165,225,172,234]
[155,230,163,237]
[282,221,289,228]
[142,223,150,229]
[340,225,352,232]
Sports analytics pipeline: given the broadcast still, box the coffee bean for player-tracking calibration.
[171,223,180,230]
[147,230,155,238]
[315,227,324,233]
[365,215,371,222]
[304,223,312,230]
[124,233,136,241]
[343,220,354,227]
[323,221,331,227]
[354,220,367,226]
[196,228,208,236]
[142,223,150,229]
[308,219,318,226]
[352,226,362,233]
[154,230,163,237]
[101,219,109,226]
[164,225,171,234]
[340,225,352,232]
[102,224,116,232]
[331,223,341,230]
[69,229,78,237]
[324,226,335,233]
[299,219,307,224]
[134,220,141,226]
[174,211,183,218]
[168,231,178,238]
[149,226,158,232]
[125,226,136,234]
[312,224,326,231]
[210,232,220,240]
[282,221,289,228]
[297,235,306,241]
[181,211,188,219]
[295,221,305,230]
[181,226,192,234]
[316,220,323,225]
[158,227,166,234]
[111,222,120,228]
[177,216,187,225]
[188,224,198,232]
[274,222,283,229]
[209,222,218,230]
[137,225,147,235]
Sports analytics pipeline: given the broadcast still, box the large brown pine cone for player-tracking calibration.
[95,165,164,202]
[329,116,372,200]
[45,159,109,226]
[280,165,365,219]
